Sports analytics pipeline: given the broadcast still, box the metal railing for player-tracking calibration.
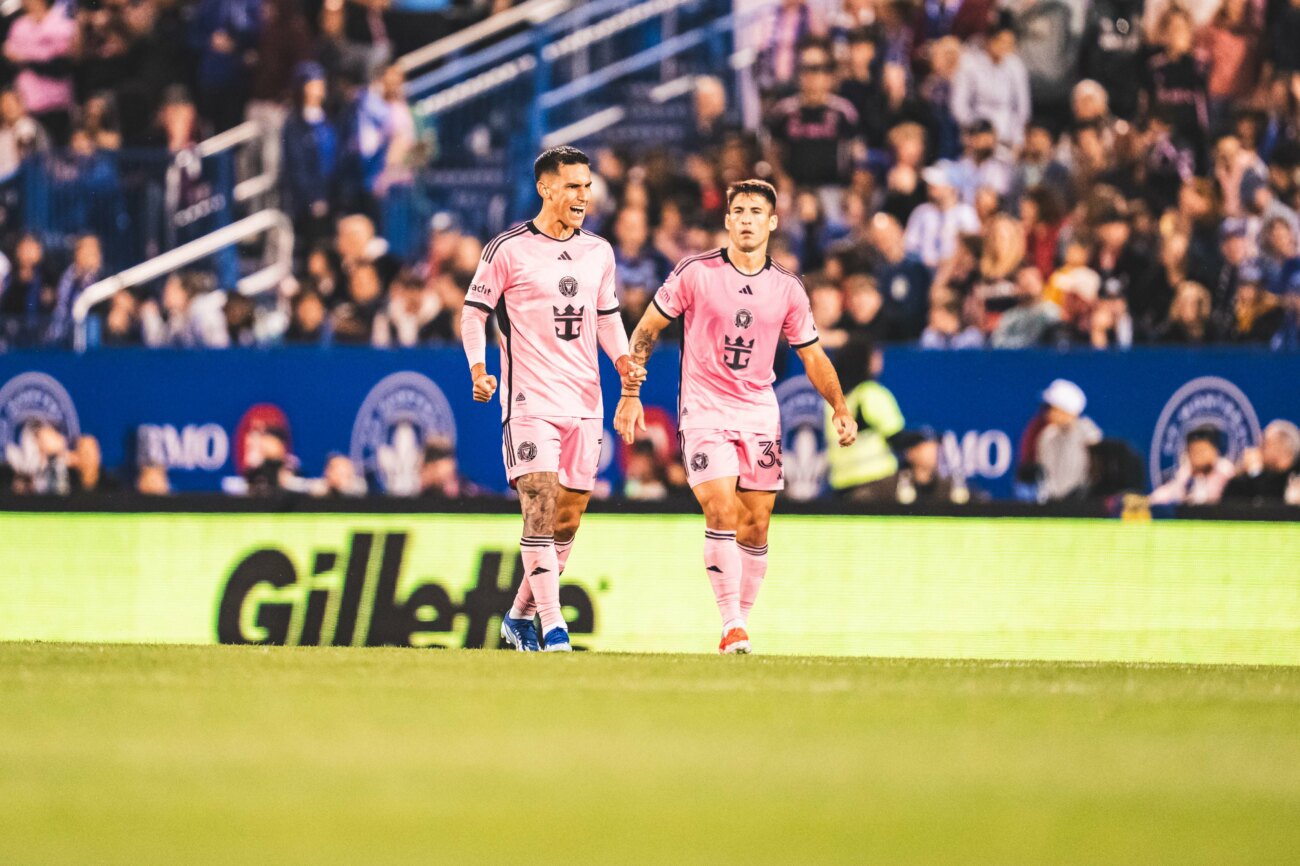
[397,0,576,75]
[73,209,293,351]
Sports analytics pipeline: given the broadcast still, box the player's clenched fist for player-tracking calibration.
[472,371,498,403]
[613,396,645,444]
[831,407,857,447]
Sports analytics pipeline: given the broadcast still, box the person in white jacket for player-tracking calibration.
[949,13,1032,148]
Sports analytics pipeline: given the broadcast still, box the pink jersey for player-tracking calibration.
[467,221,620,421]
[653,248,818,433]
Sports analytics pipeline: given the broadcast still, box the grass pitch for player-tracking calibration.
[2,644,1299,865]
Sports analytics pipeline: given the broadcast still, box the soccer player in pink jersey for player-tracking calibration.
[461,146,645,652]
[614,179,856,654]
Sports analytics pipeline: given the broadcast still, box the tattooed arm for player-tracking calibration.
[614,303,674,443]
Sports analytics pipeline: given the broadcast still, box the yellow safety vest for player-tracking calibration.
[825,381,905,490]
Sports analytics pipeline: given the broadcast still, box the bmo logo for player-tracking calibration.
[137,423,230,471]
[940,429,1013,480]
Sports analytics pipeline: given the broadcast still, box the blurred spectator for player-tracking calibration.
[136,463,171,495]
[835,273,901,343]
[992,267,1062,347]
[241,425,299,495]
[686,75,737,154]
[919,298,983,348]
[1086,438,1148,498]
[101,290,143,346]
[284,286,331,344]
[853,427,971,503]
[1021,186,1068,279]
[1079,1,1145,120]
[418,435,481,498]
[826,340,906,497]
[188,0,260,132]
[373,268,438,347]
[808,276,846,348]
[623,439,670,501]
[68,434,115,493]
[4,0,77,144]
[880,121,929,222]
[315,452,367,497]
[246,0,314,184]
[870,211,931,338]
[1015,0,1079,122]
[1018,379,1102,501]
[612,207,671,298]
[3,419,71,494]
[1230,264,1285,343]
[756,0,823,94]
[837,26,885,145]
[949,14,1032,147]
[331,263,383,344]
[765,39,861,214]
[282,62,339,256]
[50,235,103,345]
[952,117,1014,206]
[1011,123,1071,208]
[140,271,228,348]
[1223,420,1300,504]
[348,63,417,214]
[904,160,980,267]
[1149,425,1236,504]
[0,89,49,180]
[1142,8,1209,167]
[0,234,53,333]
[1154,280,1228,344]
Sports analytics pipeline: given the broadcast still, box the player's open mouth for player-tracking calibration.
[570,206,585,218]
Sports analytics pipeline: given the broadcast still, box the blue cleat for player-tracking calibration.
[542,627,572,652]
[500,615,540,652]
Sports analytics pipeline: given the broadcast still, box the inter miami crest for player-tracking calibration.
[517,441,537,461]
[723,335,755,370]
[735,309,753,329]
[553,304,584,341]
[690,452,709,472]
[559,276,578,297]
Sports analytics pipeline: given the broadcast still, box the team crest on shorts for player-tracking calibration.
[690,452,709,472]
[517,441,538,461]
[351,371,456,495]
[1149,375,1260,488]
[559,276,578,297]
[735,309,753,329]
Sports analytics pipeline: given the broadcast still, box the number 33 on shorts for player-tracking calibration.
[680,429,784,491]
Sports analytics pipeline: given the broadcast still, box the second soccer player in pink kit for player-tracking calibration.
[616,180,857,654]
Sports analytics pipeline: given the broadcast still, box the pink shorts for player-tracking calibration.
[503,415,603,490]
[679,428,784,492]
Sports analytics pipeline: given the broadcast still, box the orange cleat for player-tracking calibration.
[718,626,752,655]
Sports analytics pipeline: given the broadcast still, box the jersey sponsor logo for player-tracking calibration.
[469,282,491,296]
[0,372,81,473]
[739,284,754,295]
[559,275,578,297]
[735,309,754,329]
[517,441,537,462]
[1149,376,1260,488]
[553,304,584,341]
[690,451,709,472]
[722,335,755,370]
[557,251,573,261]
[351,372,457,496]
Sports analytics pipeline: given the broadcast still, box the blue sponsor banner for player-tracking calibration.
[0,347,1296,497]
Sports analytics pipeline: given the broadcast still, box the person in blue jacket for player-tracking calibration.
[281,62,339,262]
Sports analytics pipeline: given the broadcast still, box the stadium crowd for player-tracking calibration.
[0,0,1297,350]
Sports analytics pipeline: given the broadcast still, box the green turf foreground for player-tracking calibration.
[2,644,1299,865]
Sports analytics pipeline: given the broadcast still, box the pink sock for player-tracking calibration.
[513,536,574,620]
[518,537,564,632]
[738,542,768,623]
[704,529,743,630]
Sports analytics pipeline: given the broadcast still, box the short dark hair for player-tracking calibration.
[725,179,777,211]
[534,145,590,181]
[1186,425,1223,451]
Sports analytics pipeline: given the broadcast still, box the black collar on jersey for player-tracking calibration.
[720,246,771,277]
[526,220,581,242]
